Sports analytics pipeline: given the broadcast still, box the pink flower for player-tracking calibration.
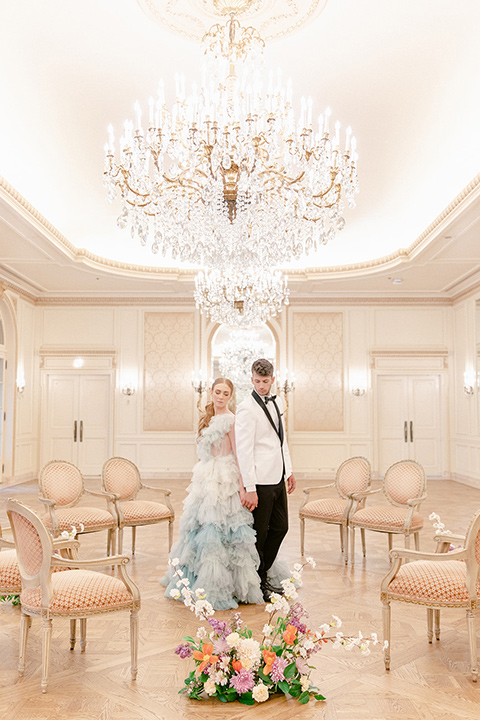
[270,657,289,683]
[230,668,255,694]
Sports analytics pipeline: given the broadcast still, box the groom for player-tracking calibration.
[235,358,296,601]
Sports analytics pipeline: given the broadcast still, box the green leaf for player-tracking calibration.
[314,693,326,701]
[182,636,196,643]
[298,691,310,704]
[283,662,296,679]
[289,685,301,698]
[277,680,290,695]
[239,693,255,706]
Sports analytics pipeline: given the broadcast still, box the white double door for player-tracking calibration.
[42,373,113,476]
[376,374,444,476]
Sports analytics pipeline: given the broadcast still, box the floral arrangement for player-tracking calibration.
[170,557,382,705]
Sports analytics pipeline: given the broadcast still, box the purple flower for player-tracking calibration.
[288,617,307,634]
[175,642,193,659]
[208,618,231,636]
[230,668,255,694]
[213,637,230,655]
[270,657,289,683]
[232,612,243,630]
[288,603,308,621]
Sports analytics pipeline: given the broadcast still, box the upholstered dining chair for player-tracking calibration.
[6,498,140,693]
[299,456,371,563]
[381,509,480,681]
[102,457,174,554]
[349,459,426,565]
[0,521,78,600]
[38,460,118,554]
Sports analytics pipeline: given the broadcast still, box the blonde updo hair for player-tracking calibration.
[197,377,235,437]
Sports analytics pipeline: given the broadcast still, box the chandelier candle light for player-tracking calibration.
[104,5,359,270]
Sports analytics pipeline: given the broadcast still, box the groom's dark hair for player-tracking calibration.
[251,358,274,376]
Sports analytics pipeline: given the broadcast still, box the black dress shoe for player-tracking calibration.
[261,578,284,596]
[260,581,273,602]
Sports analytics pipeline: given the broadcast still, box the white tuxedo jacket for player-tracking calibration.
[235,393,293,493]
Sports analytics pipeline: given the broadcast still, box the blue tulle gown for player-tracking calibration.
[161,413,264,610]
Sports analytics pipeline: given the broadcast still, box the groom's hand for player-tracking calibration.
[287,474,296,494]
[242,490,258,512]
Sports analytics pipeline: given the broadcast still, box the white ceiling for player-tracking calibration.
[1,0,480,301]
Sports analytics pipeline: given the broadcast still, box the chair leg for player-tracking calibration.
[70,619,76,651]
[350,526,356,566]
[414,532,420,550]
[339,524,344,553]
[388,534,393,553]
[118,527,124,555]
[404,534,411,550]
[80,618,87,652]
[427,608,433,643]
[41,616,53,693]
[466,608,478,682]
[344,524,349,565]
[18,612,31,676]
[168,518,174,552]
[360,528,366,557]
[130,609,139,681]
[132,526,136,555]
[300,517,305,556]
[382,599,391,671]
[434,609,440,641]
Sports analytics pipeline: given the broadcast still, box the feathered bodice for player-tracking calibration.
[196,413,235,462]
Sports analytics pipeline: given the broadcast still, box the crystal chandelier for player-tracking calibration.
[194,267,289,326]
[104,6,359,268]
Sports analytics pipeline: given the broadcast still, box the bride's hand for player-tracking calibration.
[242,490,258,512]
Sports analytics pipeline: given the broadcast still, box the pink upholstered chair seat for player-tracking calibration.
[302,498,354,523]
[119,500,172,526]
[387,560,477,607]
[352,506,424,532]
[21,569,134,616]
[43,507,116,533]
[0,549,22,592]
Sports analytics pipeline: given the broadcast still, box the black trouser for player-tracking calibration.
[253,478,288,579]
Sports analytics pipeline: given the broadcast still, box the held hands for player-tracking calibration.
[287,473,296,494]
[242,490,258,512]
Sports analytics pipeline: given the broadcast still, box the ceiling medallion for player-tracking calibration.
[137,0,328,42]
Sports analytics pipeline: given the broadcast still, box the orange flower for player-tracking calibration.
[232,659,243,672]
[192,643,219,673]
[263,649,276,675]
[282,624,297,645]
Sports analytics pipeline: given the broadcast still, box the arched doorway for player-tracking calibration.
[211,324,276,405]
[0,295,16,482]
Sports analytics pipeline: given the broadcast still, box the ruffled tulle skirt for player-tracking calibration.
[160,454,264,610]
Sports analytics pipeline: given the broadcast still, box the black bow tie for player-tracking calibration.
[264,395,277,404]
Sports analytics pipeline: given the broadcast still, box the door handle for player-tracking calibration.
[410,421,413,443]
[73,420,77,442]
[80,420,83,442]
[404,421,408,442]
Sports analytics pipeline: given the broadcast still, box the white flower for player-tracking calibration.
[169,588,181,599]
[281,579,298,600]
[305,556,317,568]
[194,600,214,618]
[195,588,207,599]
[298,646,307,658]
[263,624,273,636]
[180,578,190,587]
[428,512,439,522]
[303,639,315,651]
[263,637,272,648]
[371,633,378,645]
[204,677,217,696]
[318,623,329,634]
[331,615,342,628]
[219,657,230,671]
[210,669,227,685]
[226,632,240,648]
[291,570,302,581]
[170,557,180,566]
[252,683,269,703]
[270,594,290,614]
[300,675,310,692]
[238,638,261,670]
[196,627,207,639]
[383,640,389,650]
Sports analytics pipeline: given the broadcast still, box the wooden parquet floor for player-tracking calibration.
[0,476,479,720]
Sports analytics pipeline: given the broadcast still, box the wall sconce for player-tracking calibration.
[192,371,208,411]
[121,384,136,396]
[351,387,366,397]
[277,370,296,396]
[16,378,26,396]
[463,371,475,396]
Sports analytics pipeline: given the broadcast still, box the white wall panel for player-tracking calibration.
[42,308,115,346]
[373,308,447,347]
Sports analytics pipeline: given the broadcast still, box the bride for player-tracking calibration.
[161,377,264,610]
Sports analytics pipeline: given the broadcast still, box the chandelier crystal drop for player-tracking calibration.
[104,13,359,268]
[194,267,289,326]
